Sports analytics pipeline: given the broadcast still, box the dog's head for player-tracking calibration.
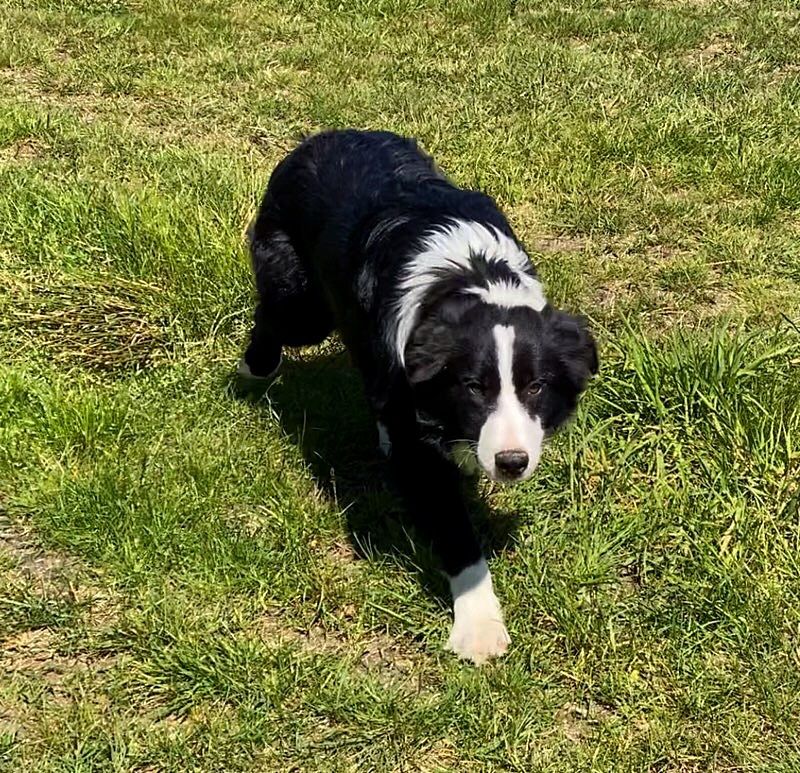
[404,296,597,482]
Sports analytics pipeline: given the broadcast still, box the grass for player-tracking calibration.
[1,0,800,769]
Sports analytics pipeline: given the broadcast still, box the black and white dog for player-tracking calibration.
[240,130,597,664]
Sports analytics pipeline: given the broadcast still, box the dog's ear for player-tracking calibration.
[404,293,478,385]
[542,309,598,391]
[404,316,455,385]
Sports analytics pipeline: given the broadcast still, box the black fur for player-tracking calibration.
[243,129,597,579]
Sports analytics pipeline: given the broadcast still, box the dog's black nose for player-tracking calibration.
[495,449,529,477]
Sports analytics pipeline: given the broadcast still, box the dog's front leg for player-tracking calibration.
[446,555,510,665]
[385,427,510,664]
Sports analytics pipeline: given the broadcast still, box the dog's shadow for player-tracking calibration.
[233,347,520,604]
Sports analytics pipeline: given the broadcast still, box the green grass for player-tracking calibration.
[1,0,800,769]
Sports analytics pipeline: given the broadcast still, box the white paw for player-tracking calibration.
[236,359,257,378]
[446,614,510,665]
[236,356,281,381]
[446,559,510,665]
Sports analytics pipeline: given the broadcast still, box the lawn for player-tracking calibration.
[1,0,800,770]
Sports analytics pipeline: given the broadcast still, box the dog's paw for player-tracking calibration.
[236,355,281,382]
[446,614,510,665]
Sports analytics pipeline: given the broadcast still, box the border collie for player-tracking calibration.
[239,130,597,664]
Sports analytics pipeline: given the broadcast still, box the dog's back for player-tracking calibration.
[256,130,443,257]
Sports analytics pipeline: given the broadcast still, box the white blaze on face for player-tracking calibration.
[477,325,544,481]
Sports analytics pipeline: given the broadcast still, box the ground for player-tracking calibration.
[1,1,799,770]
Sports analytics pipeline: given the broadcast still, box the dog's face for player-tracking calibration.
[405,300,597,482]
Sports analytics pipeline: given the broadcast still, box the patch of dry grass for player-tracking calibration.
[0,269,171,370]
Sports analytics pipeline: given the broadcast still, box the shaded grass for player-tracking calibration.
[2,0,800,770]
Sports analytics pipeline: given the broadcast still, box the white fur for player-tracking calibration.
[465,276,546,311]
[392,220,535,364]
[447,558,509,664]
[477,325,544,480]
[236,355,282,381]
[237,358,255,378]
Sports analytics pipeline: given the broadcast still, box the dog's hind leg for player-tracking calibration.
[238,299,284,380]
[240,211,334,379]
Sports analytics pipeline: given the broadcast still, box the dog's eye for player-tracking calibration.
[525,381,543,399]
[465,380,484,397]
